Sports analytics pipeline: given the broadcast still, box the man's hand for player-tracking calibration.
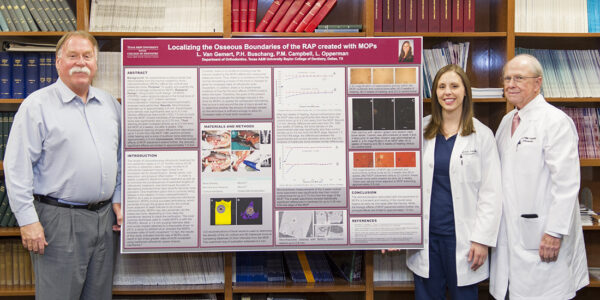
[113,203,122,231]
[381,248,400,254]
[468,241,488,271]
[20,222,48,254]
[539,233,561,262]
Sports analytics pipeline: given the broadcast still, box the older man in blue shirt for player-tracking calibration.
[4,31,121,300]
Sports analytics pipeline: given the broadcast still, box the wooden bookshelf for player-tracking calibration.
[0,286,34,297]
[581,159,600,167]
[0,99,24,104]
[0,227,20,236]
[233,280,366,293]
[232,32,366,37]
[89,32,225,38]
[112,284,225,295]
[373,281,414,291]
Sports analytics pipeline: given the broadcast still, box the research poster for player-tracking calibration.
[121,37,423,253]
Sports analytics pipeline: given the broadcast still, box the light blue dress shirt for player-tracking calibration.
[4,78,121,226]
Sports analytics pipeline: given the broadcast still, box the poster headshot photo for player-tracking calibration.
[398,40,414,63]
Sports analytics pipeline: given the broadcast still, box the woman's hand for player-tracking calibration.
[467,241,488,271]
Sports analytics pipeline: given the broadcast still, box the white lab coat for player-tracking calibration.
[490,94,589,300]
[407,116,503,286]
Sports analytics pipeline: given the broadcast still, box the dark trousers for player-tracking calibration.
[31,201,115,300]
[414,233,478,300]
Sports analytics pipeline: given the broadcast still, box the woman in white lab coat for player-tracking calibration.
[406,64,503,299]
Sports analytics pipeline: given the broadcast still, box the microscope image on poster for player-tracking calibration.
[210,197,263,226]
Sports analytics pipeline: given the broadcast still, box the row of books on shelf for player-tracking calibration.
[114,296,217,300]
[0,112,14,162]
[515,0,593,33]
[238,295,306,300]
[0,177,19,228]
[559,107,600,159]
[254,0,338,33]
[95,51,121,101]
[373,250,413,282]
[89,0,223,33]
[113,250,224,285]
[234,251,362,283]
[0,51,57,99]
[580,204,599,226]
[0,0,75,32]
[422,41,470,99]
[516,48,600,98]
[375,0,475,33]
[0,239,33,287]
[0,48,121,100]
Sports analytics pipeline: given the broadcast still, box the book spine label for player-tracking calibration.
[248,0,257,32]
[24,52,38,97]
[240,0,248,32]
[405,0,416,32]
[265,0,293,32]
[452,0,463,32]
[393,0,405,32]
[304,0,336,32]
[374,0,382,32]
[297,252,315,283]
[440,0,451,32]
[256,0,282,32]
[295,0,325,32]
[17,0,38,31]
[32,0,54,31]
[232,0,240,32]
[416,0,427,32]
[285,0,316,32]
[11,52,24,98]
[382,0,393,32]
[429,0,440,32]
[0,52,11,98]
[24,0,47,31]
[275,0,304,32]
[463,0,474,32]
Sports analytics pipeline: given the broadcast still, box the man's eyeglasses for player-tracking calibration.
[503,75,539,84]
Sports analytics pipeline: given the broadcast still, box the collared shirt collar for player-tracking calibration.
[55,78,100,105]
[513,93,544,121]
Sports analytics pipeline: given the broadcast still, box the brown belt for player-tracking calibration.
[33,194,111,211]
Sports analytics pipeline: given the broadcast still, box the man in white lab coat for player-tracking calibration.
[490,54,589,299]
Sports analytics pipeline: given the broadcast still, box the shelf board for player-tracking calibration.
[0,99,24,104]
[375,32,507,38]
[233,280,365,293]
[583,224,600,231]
[90,32,224,37]
[0,32,66,37]
[581,159,600,167]
[0,285,34,296]
[0,227,20,236]
[516,32,600,38]
[373,281,414,291]
[589,278,600,288]
[232,32,366,37]
[113,284,224,295]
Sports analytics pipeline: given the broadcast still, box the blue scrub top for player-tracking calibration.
[430,133,456,236]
